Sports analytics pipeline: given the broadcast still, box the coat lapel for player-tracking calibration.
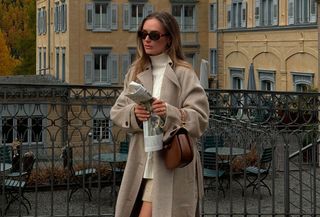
[137,68,153,94]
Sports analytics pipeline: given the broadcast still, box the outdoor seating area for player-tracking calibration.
[0,86,320,216]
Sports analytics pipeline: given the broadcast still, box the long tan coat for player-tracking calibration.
[110,63,209,217]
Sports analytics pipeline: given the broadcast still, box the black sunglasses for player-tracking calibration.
[138,30,168,41]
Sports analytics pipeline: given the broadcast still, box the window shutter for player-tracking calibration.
[63,4,67,32]
[44,10,47,34]
[288,0,294,24]
[123,3,130,30]
[37,10,40,35]
[86,3,93,30]
[213,4,217,30]
[255,0,261,27]
[227,5,231,28]
[58,5,62,32]
[54,4,59,32]
[272,0,278,25]
[111,3,118,30]
[143,4,154,17]
[84,54,93,84]
[310,0,317,23]
[241,1,247,27]
[122,54,130,82]
[109,54,119,84]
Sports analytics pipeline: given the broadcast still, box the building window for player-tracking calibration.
[255,0,278,27]
[185,53,196,68]
[43,47,47,75]
[209,3,217,31]
[259,70,275,91]
[209,49,217,76]
[121,48,136,82]
[55,48,60,80]
[92,106,111,143]
[288,0,317,25]
[1,105,44,144]
[37,7,47,35]
[54,1,67,33]
[230,68,244,89]
[292,73,314,92]
[61,48,66,82]
[84,48,119,85]
[122,3,153,31]
[86,2,118,31]
[227,0,246,28]
[172,4,196,31]
[38,47,42,74]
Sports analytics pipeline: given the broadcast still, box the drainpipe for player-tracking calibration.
[216,0,219,89]
[47,0,51,75]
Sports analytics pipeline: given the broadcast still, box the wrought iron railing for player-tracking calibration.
[0,85,319,216]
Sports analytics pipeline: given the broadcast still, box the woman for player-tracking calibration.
[110,11,209,217]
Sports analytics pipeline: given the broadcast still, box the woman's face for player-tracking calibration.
[140,18,170,56]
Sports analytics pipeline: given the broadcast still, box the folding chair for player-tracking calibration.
[4,151,35,214]
[245,147,273,195]
[201,151,225,197]
[61,146,96,201]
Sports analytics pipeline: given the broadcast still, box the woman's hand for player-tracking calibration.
[134,104,150,122]
[152,98,167,118]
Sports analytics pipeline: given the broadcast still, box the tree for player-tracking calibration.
[0,0,36,75]
[0,29,20,75]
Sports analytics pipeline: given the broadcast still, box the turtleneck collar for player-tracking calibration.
[149,53,171,68]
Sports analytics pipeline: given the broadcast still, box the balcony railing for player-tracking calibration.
[0,84,319,216]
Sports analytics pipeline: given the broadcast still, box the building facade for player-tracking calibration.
[36,0,209,85]
[36,0,318,91]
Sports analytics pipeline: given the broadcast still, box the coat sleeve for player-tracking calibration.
[110,71,143,133]
[162,67,209,139]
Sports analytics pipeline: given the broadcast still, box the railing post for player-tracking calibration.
[284,140,290,216]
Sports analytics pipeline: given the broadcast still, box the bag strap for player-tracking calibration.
[179,109,186,127]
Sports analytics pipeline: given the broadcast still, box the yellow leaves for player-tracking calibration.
[0,30,20,76]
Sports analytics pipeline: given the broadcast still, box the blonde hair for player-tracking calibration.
[130,11,191,81]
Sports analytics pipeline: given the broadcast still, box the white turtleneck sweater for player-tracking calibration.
[143,53,171,179]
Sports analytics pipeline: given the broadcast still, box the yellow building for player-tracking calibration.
[36,0,209,85]
[210,0,318,91]
[36,0,318,91]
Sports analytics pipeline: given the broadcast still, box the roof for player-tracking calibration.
[0,75,66,85]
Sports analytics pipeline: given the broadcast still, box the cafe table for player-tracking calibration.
[93,153,128,204]
[0,163,12,172]
[205,147,249,195]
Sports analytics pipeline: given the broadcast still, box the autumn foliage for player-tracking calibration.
[0,0,36,75]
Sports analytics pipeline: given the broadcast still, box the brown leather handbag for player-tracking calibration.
[162,110,194,169]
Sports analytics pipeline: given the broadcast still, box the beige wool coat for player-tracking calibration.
[110,63,209,217]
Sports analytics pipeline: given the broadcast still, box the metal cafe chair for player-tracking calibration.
[61,145,97,201]
[245,147,273,196]
[3,151,35,214]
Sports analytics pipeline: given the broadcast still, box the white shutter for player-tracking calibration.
[272,0,278,25]
[255,0,261,27]
[123,3,130,30]
[110,54,119,84]
[122,54,130,82]
[288,0,295,25]
[310,0,317,23]
[111,3,118,30]
[86,3,93,30]
[227,5,231,28]
[143,4,154,17]
[241,1,247,27]
[84,54,93,84]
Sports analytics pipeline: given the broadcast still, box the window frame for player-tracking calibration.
[259,70,275,91]
[172,3,197,32]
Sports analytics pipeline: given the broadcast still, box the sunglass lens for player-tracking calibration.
[149,31,160,41]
